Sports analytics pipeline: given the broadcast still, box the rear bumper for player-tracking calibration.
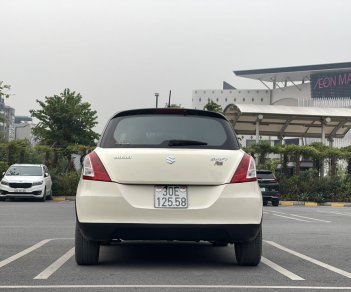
[76,181,262,224]
[76,180,263,242]
[78,222,262,243]
[262,191,280,201]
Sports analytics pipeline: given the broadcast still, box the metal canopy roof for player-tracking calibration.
[234,62,351,82]
[224,104,351,140]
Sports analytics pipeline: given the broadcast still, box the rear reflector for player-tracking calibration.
[82,152,111,182]
[231,153,257,183]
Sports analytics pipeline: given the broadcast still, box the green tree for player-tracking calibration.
[284,145,319,176]
[203,99,222,113]
[249,141,273,166]
[30,89,99,166]
[323,147,344,177]
[341,145,351,175]
[272,144,289,175]
[309,142,328,177]
[164,103,182,108]
[0,81,13,141]
[0,81,12,99]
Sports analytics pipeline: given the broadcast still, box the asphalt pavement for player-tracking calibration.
[0,200,350,291]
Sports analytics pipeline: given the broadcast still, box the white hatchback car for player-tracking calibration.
[0,164,52,201]
[75,108,262,266]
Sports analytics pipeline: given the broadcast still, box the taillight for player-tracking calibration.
[230,153,257,183]
[82,152,111,182]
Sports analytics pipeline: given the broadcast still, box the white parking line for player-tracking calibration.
[0,285,351,290]
[269,211,331,223]
[267,211,286,214]
[50,238,74,240]
[288,214,331,223]
[261,257,304,281]
[268,213,314,222]
[317,210,351,217]
[34,248,75,280]
[265,240,351,279]
[0,239,52,269]
[328,211,351,217]
[266,210,330,223]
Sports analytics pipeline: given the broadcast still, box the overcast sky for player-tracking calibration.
[1,0,350,132]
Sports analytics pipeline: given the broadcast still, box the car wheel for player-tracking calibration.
[75,222,100,265]
[0,197,5,201]
[263,201,268,206]
[47,188,53,200]
[272,199,279,207]
[235,225,262,266]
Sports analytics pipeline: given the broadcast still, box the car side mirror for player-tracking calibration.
[44,172,49,178]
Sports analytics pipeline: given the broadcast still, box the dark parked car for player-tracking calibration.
[257,170,280,206]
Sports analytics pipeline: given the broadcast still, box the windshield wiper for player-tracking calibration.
[167,139,208,146]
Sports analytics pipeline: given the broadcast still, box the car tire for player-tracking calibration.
[272,199,279,207]
[0,197,5,201]
[235,225,262,266]
[39,188,47,202]
[47,189,53,200]
[263,201,268,206]
[75,222,100,265]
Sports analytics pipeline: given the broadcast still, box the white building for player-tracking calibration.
[0,97,15,141]
[193,62,351,147]
[14,116,37,146]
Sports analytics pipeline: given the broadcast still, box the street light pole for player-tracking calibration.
[154,93,159,108]
[168,90,171,107]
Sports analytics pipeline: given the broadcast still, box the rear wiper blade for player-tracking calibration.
[167,139,208,146]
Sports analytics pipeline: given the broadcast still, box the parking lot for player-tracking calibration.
[0,201,350,291]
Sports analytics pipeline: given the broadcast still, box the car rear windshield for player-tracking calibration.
[99,114,240,149]
[257,172,276,180]
[6,166,43,176]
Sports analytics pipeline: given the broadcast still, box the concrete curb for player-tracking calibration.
[280,201,351,207]
[52,197,66,201]
[280,201,294,206]
[52,196,76,201]
[304,202,318,207]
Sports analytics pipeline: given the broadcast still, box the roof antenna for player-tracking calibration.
[168,90,172,107]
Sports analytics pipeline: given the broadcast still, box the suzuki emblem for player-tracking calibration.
[166,156,176,164]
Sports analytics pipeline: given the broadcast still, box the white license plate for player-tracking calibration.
[260,188,265,192]
[154,186,188,208]
[14,188,25,193]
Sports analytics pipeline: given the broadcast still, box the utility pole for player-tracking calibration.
[168,90,172,107]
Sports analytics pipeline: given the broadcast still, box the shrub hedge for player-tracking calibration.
[277,169,351,202]
[50,169,80,196]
